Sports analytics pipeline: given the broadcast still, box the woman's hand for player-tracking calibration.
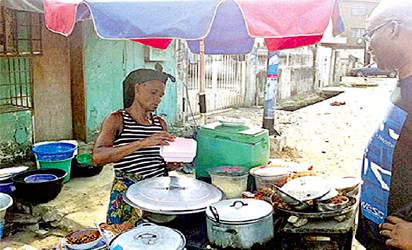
[380,216,412,250]
[141,131,175,147]
[166,162,184,171]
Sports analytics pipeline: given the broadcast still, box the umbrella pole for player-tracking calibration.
[262,50,280,136]
[199,39,206,125]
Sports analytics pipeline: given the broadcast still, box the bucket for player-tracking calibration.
[0,192,13,239]
[250,165,289,194]
[33,142,77,183]
[38,159,72,183]
[208,166,248,198]
[32,142,77,162]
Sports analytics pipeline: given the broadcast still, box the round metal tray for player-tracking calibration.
[276,197,357,219]
[123,192,207,215]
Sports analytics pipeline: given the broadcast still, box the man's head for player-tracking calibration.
[366,0,412,71]
[123,64,175,111]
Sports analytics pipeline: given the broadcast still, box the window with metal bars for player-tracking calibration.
[0,7,42,57]
[0,57,33,113]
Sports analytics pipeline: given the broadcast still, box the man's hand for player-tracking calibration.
[166,162,183,171]
[380,216,412,250]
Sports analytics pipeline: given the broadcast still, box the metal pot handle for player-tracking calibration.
[209,206,220,223]
[134,232,158,245]
[166,176,186,190]
[135,221,155,227]
[212,225,238,235]
[230,200,248,208]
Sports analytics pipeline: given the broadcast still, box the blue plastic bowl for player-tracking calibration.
[0,181,15,194]
[24,174,58,183]
[32,142,77,161]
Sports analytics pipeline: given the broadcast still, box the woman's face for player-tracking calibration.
[134,80,165,112]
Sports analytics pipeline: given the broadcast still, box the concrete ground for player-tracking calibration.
[0,76,397,249]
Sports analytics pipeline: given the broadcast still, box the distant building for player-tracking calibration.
[339,0,381,49]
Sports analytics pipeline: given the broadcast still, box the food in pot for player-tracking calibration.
[330,195,349,205]
[65,229,100,244]
[259,187,275,197]
[271,194,291,210]
[288,170,317,180]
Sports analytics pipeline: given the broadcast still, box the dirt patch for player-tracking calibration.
[278,90,343,111]
[271,146,302,160]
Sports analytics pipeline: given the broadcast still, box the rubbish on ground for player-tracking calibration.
[330,101,346,106]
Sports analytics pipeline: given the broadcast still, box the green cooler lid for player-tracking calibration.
[199,122,268,144]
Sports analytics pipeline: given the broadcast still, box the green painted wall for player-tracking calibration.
[83,22,178,142]
[0,58,33,165]
[0,111,32,165]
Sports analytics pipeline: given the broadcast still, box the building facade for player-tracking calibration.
[338,0,380,49]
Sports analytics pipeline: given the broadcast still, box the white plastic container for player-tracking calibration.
[250,165,289,193]
[160,138,197,163]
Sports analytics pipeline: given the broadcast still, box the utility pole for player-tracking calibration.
[262,51,280,135]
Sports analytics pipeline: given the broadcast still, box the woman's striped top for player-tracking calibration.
[113,110,166,179]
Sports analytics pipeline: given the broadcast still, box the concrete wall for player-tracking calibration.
[278,48,315,100]
[0,111,32,165]
[83,22,178,142]
[32,26,72,142]
[255,47,317,105]
[317,46,334,87]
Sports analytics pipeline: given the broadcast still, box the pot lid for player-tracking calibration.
[281,176,330,201]
[332,176,361,191]
[110,223,185,250]
[206,199,272,224]
[251,165,289,177]
[125,176,223,214]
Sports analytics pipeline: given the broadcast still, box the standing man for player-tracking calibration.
[356,1,412,249]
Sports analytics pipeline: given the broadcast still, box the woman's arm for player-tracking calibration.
[92,112,174,166]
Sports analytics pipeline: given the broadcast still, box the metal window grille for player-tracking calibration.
[0,7,42,57]
[0,57,33,113]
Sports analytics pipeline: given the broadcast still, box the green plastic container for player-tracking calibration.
[38,158,72,183]
[76,153,92,165]
[195,123,269,179]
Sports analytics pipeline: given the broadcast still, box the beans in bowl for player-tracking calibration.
[66,229,100,244]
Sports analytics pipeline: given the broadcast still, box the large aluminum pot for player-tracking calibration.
[124,176,223,223]
[109,222,186,250]
[206,199,274,249]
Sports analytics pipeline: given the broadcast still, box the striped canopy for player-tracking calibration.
[44,0,344,54]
